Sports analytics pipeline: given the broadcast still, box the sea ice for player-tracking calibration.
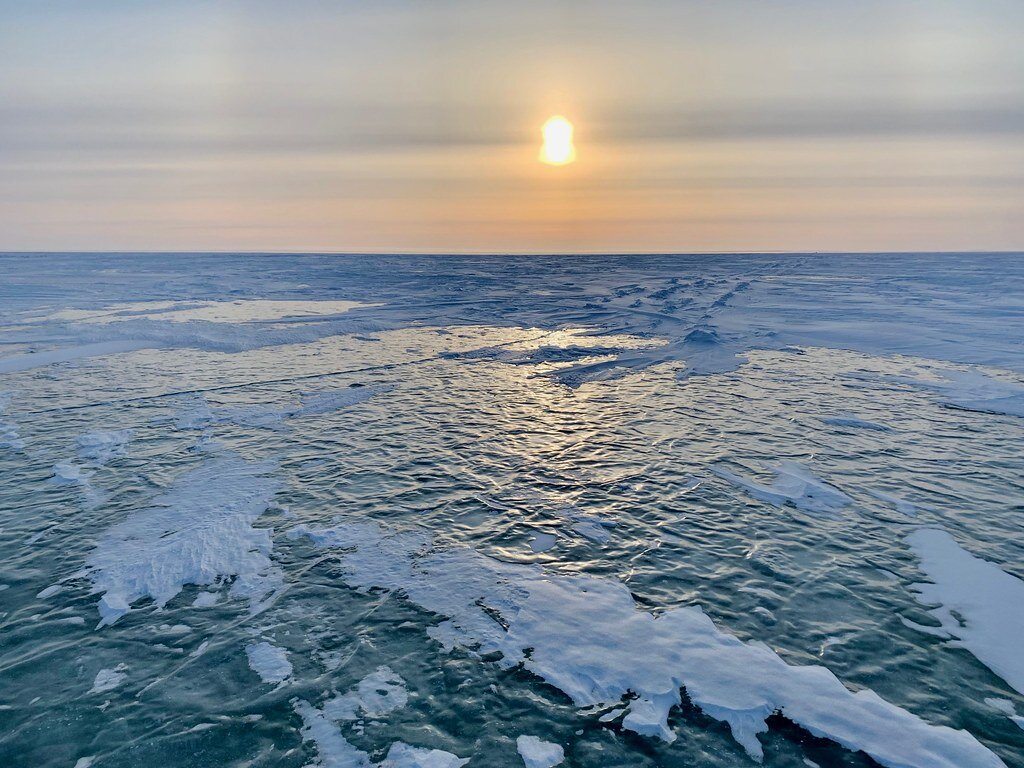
[51,462,92,486]
[0,392,25,450]
[84,455,281,626]
[324,666,408,721]
[293,520,1001,767]
[89,664,128,694]
[294,698,466,768]
[294,699,372,768]
[867,489,917,516]
[77,430,132,464]
[379,743,469,768]
[713,462,851,515]
[516,735,564,768]
[906,528,1024,695]
[246,641,293,684]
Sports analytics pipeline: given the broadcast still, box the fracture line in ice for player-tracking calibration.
[291,519,1002,767]
[905,528,1024,697]
[712,462,852,515]
[84,455,281,627]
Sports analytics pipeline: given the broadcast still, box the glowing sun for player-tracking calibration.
[540,115,576,165]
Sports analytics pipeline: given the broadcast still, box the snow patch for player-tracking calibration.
[246,641,293,684]
[516,735,564,768]
[293,520,1001,767]
[86,455,281,626]
[379,743,468,768]
[906,528,1024,696]
[324,666,408,721]
[89,663,128,694]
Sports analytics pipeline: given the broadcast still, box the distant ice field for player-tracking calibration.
[0,252,1022,767]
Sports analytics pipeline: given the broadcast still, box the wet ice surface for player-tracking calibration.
[0,253,1023,768]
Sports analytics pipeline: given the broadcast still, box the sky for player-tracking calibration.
[1,0,1022,253]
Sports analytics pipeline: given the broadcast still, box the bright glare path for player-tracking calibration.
[540,115,576,165]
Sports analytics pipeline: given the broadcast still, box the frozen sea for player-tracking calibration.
[0,252,1022,768]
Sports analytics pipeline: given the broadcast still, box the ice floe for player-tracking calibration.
[292,520,1001,767]
[867,489,917,516]
[713,462,852,515]
[0,392,25,450]
[89,664,128,694]
[905,528,1024,696]
[246,641,293,684]
[294,699,372,768]
[379,743,468,768]
[76,430,132,464]
[324,666,409,721]
[516,735,564,768]
[293,697,466,768]
[84,455,281,626]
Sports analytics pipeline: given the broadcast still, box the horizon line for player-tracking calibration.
[2,249,1022,257]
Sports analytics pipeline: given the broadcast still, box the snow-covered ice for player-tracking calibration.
[77,430,132,464]
[85,455,281,626]
[516,735,564,768]
[245,640,293,684]
[293,519,1001,767]
[905,528,1024,696]
[89,664,128,694]
[324,666,409,721]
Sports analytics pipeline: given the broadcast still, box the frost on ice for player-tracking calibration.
[712,462,852,515]
[84,455,281,626]
[293,520,1002,767]
[905,528,1024,696]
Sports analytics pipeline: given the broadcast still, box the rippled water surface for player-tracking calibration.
[0,253,1022,768]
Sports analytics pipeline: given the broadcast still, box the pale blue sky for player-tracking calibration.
[1,1,1022,252]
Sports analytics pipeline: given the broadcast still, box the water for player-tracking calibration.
[0,253,1022,767]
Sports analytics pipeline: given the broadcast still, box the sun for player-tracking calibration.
[540,115,576,165]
